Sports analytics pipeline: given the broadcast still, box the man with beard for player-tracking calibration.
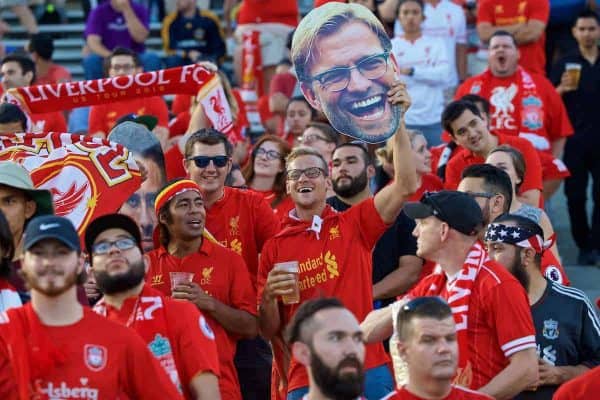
[382,297,492,400]
[458,163,569,285]
[455,31,572,199]
[258,81,416,400]
[484,214,600,399]
[286,297,367,400]
[85,213,221,399]
[362,191,538,398]
[0,215,181,399]
[146,179,258,400]
[327,142,423,306]
[292,3,402,143]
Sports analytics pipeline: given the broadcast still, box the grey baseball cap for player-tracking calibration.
[108,121,161,155]
[0,161,53,217]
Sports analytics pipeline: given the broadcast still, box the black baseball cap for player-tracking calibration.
[24,215,80,252]
[404,191,484,236]
[85,213,142,257]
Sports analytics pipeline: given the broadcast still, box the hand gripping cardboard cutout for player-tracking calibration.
[292,3,402,143]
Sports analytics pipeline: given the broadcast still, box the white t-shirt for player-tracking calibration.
[392,35,449,125]
[394,0,467,87]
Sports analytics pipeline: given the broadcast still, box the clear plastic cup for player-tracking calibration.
[170,272,195,292]
[274,261,300,304]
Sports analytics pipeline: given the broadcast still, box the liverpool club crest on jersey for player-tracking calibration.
[84,344,108,371]
[542,319,559,340]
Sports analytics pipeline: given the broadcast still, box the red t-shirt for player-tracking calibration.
[407,250,536,390]
[455,71,573,152]
[553,365,600,400]
[410,173,444,201]
[30,111,67,133]
[88,96,169,135]
[35,64,72,85]
[237,0,299,26]
[94,285,220,400]
[257,199,390,392]
[146,240,257,400]
[246,188,295,218]
[205,186,281,286]
[477,0,549,75]
[0,305,182,400]
[444,133,543,194]
[383,385,493,400]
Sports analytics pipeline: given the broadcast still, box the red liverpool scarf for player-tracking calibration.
[3,66,236,142]
[93,284,184,394]
[469,67,547,149]
[417,242,488,388]
[241,30,264,98]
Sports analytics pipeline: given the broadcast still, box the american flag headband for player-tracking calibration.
[484,223,555,254]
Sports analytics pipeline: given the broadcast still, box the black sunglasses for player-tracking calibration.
[188,155,230,168]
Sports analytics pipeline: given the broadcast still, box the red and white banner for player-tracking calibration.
[0,132,141,237]
[2,65,237,142]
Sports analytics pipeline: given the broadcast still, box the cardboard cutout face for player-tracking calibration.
[292,3,402,143]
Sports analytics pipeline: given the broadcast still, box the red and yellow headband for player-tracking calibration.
[154,179,203,216]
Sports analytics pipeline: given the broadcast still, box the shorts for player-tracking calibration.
[539,151,570,181]
[235,22,295,67]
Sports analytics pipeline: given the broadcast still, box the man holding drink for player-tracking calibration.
[551,9,600,266]
[145,179,258,400]
[257,81,417,400]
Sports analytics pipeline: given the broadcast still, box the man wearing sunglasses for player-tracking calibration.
[362,190,538,399]
[258,80,416,400]
[85,213,221,400]
[291,3,402,143]
[183,128,280,400]
[383,297,492,400]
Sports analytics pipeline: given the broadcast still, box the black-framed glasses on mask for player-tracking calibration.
[286,167,327,181]
[188,155,230,168]
[92,237,137,255]
[310,51,390,92]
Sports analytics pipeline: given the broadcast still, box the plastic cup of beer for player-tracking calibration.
[274,261,300,305]
[170,272,195,292]
[565,63,582,88]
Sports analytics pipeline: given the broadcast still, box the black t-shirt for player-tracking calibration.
[516,280,600,399]
[550,48,600,140]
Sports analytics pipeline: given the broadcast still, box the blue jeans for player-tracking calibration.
[286,364,394,400]
[83,52,162,80]
[406,122,443,147]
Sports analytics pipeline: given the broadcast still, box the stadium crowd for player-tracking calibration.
[0,0,599,399]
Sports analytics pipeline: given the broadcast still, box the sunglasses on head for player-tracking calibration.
[188,155,230,168]
[401,296,449,314]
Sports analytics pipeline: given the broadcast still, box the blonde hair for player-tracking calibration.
[291,3,391,83]
[286,146,329,173]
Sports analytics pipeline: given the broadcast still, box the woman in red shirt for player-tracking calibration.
[242,134,294,217]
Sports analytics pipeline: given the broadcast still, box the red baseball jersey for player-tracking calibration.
[382,385,493,399]
[407,251,536,390]
[257,199,390,393]
[553,365,600,400]
[444,132,543,194]
[93,285,220,400]
[0,305,182,399]
[88,96,169,135]
[477,0,549,75]
[146,239,257,400]
[205,186,281,286]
